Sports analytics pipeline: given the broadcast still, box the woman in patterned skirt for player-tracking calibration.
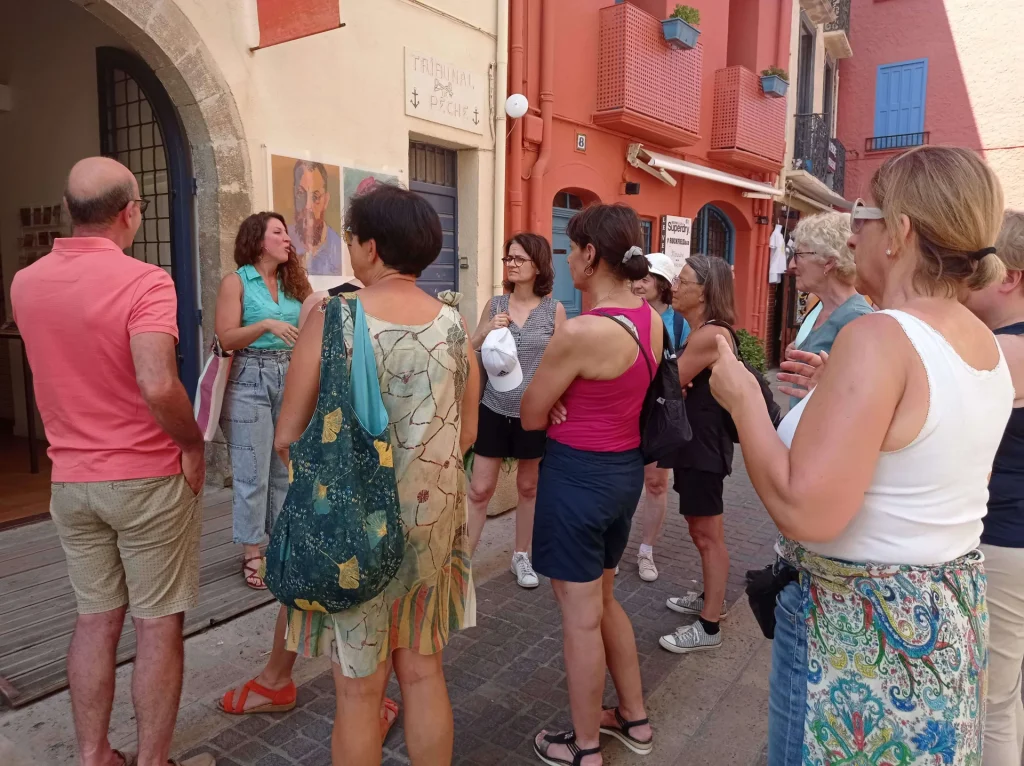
[711,146,1012,764]
[273,184,480,765]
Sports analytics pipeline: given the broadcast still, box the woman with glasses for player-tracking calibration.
[468,233,565,587]
[215,212,312,590]
[781,212,872,408]
[658,255,736,656]
[710,146,1011,765]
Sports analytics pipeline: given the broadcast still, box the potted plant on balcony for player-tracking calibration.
[662,5,700,51]
[760,66,790,99]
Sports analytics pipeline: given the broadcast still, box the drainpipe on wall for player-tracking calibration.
[493,0,509,295]
[775,0,792,67]
[508,0,525,234]
[528,0,555,233]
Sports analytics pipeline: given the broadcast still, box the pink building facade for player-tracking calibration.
[836,0,1024,206]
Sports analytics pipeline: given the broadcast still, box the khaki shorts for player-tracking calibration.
[50,474,202,619]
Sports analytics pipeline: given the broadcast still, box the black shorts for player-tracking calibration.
[674,468,725,517]
[532,439,645,583]
[474,403,547,460]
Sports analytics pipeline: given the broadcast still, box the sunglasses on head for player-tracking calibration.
[850,198,884,234]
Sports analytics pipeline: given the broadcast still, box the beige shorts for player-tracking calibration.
[50,474,202,619]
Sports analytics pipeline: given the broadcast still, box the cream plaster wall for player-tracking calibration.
[168,0,500,322]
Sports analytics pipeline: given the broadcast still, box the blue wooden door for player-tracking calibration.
[552,208,582,318]
[874,59,928,139]
[410,180,458,298]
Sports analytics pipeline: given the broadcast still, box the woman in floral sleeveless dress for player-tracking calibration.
[274,185,480,765]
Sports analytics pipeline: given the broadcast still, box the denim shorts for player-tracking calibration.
[767,569,810,765]
[531,439,644,583]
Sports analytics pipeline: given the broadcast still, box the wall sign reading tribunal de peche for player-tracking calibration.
[405,48,486,135]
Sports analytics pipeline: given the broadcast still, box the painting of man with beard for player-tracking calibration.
[290,160,342,276]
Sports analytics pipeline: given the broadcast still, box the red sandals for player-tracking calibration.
[243,555,267,590]
[220,678,297,715]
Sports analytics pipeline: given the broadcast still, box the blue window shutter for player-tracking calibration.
[874,59,928,138]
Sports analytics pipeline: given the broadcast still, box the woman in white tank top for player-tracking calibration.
[710,147,1013,765]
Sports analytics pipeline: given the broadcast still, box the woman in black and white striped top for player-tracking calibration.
[468,233,566,587]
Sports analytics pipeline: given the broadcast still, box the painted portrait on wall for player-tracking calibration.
[270,154,343,277]
[342,167,400,213]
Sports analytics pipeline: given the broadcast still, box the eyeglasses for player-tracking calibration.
[133,198,150,214]
[672,275,700,287]
[792,250,818,260]
[850,198,884,234]
[501,255,531,267]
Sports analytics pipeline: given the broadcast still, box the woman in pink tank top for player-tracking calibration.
[520,204,663,766]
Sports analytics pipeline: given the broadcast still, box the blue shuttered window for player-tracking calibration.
[874,59,928,142]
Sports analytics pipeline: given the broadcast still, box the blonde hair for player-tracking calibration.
[792,212,856,285]
[870,145,1005,295]
[995,209,1024,271]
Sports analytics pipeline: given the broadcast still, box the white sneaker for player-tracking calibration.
[637,550,658,582]
[659,621,722,654]
[614,565,620,576]
[511,552,539,588]
[666,592,728,619]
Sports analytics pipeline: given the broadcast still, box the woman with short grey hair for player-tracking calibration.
[780,211,872,406]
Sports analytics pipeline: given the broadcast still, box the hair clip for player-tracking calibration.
[622,245,643,263]
[968,246,997,261]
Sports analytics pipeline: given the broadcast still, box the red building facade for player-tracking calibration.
[504,0,793,336]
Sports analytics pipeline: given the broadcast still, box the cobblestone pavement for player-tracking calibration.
[178,451,779,766]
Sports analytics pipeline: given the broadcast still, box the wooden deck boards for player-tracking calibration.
[0,487,275,709]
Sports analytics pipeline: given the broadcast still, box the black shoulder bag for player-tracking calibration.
[603,315,692,464]
[703,320,782,441]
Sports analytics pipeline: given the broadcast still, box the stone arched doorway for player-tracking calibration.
[75,0,253,364]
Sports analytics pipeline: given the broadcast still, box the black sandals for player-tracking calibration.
[534,730,602,766]
[599,706,654,755]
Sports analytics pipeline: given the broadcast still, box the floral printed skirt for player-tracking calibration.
[773,537,988,765]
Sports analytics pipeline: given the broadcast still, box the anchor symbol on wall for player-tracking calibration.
[472,108,480,125]
[410,89,420,109]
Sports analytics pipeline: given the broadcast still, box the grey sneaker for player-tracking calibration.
[659,621,722,654]
[637,550,658,582]
[666,592,727,619]
[511,552,539,588]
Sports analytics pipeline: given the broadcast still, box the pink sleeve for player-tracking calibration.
[128,270,179,341]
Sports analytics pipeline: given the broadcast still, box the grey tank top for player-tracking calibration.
[481,294,557,418]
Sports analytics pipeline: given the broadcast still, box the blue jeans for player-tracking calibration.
[220,349,290,546]
[768,571,810,766]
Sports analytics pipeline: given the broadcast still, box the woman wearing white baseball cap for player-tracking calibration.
[630,253,691,581]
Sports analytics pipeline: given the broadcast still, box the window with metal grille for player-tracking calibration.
[552,192,584,210]
[409,142,457,187]
[694,204,734,264]
[99,66,172,274]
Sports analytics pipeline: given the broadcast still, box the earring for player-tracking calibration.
[584,265,595,277]
[885,249,892,256]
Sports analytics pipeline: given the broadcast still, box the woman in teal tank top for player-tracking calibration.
[215,212,312,589]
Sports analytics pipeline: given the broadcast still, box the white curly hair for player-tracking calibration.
[792,211,856,284]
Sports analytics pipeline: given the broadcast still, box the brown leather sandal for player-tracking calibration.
[243,555,267,590]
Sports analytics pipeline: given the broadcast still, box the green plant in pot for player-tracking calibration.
[662,5,700,51]
[735,329,768,374]
[760,66,790,99]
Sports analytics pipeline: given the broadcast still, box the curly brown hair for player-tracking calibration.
[234,212,312,302]
[503,232,555,296]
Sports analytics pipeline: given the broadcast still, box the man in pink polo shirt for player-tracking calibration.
[11,157,212,766]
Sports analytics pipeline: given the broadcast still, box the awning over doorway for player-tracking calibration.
[627,143,783,197]
[785,169,851,210]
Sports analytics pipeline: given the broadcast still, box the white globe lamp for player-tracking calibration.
[505,94,529,119]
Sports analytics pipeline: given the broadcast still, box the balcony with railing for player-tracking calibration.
[707,66,787,173]
[824,0,852,59]
[865,132,930,152]
[790,113,846,199]
[593,2,702,148]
